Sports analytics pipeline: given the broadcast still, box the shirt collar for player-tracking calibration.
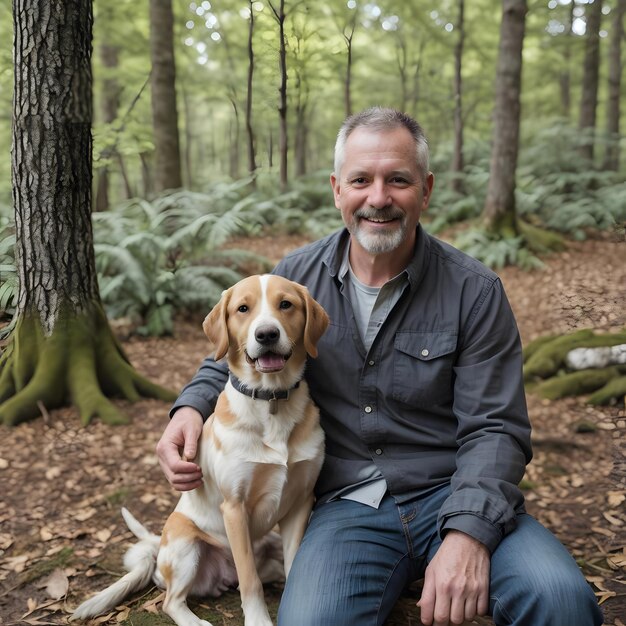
[323,225,430,289]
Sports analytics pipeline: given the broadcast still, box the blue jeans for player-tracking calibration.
[277,487,602,626]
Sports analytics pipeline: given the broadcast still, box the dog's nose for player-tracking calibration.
[255,325,280,345]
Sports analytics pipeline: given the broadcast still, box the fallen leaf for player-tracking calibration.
[45,467,61,480]
[39,527,53,541]
[95,528,112,542]
[44,568,69,599]
[74,507,97,522]
[116,607,131,622]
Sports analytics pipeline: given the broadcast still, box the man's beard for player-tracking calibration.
[349,208,407,254]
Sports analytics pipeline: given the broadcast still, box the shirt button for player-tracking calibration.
[368,360,375,366]
[421,348,429,357]
[364,405,373,413]
[375,448,383,455]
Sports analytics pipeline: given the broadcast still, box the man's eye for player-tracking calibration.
[279,300,292,310]
[352,177,367,184]
[238,305,249,313]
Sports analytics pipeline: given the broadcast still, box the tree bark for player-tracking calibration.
[483,0,527,236]
[149,0,183,191]
[578,0,603,162]
[245,0,257,182]
[1,0,174,426]
[343,18,356,119]
[559,0,575,119]
[95,42,120,212]
[451,0,465,194]
[271,0,288,191]
[603,0,625,171]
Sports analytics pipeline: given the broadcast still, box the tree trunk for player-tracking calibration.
[149,0,183,192]
[271,0,288,191]
[603,0,625,171]
[344,22,355,119]
[451,0,465,194]
[559,0,574,119]
[578,0,603,162]
[245,0,257,182]
[1,0,174,426]
[229,99,241,180]
[295,103,308,177]
[181,81,194,189]
[483,0,527,236]
[95,42,120,212]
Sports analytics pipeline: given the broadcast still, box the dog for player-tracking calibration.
[71,274,329,626]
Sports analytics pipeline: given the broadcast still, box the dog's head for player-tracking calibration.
[203,275,329,387]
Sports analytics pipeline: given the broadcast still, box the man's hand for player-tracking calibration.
[156,407,204,491]
[417,530,490,626]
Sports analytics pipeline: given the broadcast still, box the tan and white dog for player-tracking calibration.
[71,274,329,626]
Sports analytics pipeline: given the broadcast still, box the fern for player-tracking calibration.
[454,229,543,270]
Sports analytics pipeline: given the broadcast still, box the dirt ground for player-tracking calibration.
[0,232,625,626]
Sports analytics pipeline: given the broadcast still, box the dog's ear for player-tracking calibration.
[299,286,330,358]
[203,289,231,361]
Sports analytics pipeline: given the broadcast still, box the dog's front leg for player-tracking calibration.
[222,499,273,626]
[279,493,314,579]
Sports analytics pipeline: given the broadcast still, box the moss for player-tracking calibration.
[522,333,560,362]
[16,547,74,587]
[523,329,626,381]
[0,302,177,426]
[588,374,626,406]
[518,220,567,254]
[535,367,619,400]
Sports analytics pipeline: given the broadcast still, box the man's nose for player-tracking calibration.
[367,181,391,208]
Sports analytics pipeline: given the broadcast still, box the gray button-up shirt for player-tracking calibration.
[172,226,532,553]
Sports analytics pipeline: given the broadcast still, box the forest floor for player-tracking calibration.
[0,231,625,626]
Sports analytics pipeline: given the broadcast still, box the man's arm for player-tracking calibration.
[156,357,228,490]
[419,277,531,624]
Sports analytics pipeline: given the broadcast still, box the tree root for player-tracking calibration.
[524,328,626,405]
[524,329,626,381]
[0,304,177,426]
[535,366,621,400]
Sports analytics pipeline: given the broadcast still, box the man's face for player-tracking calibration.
[331,126,434,256]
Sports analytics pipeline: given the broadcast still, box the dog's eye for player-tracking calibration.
[238,305,249,313]
[279,300,292,310]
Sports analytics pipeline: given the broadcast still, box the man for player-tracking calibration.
[156,108,602,626]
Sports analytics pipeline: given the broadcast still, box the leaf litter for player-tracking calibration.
[0,233,624,625]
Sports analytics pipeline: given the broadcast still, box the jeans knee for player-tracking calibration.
[493,569,603,626]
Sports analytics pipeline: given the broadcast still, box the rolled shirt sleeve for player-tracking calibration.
[438,278,532,554]
[169,357,229,420]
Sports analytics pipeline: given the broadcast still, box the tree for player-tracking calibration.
[149,0,183,191]
[603,0,625,171]
[578,0,603,162]
[270,0,288,191]
[483,0,527,236]
[245,0,258,181]
[0,0,175,426]
[451,0,465,193]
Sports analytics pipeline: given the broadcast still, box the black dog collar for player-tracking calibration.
[229,373,300,414]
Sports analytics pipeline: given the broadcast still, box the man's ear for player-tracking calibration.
[202,289,231,361]
[422,172,435,211]
[330,172,341,210]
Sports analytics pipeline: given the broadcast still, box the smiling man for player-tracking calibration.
[157,108,602,626]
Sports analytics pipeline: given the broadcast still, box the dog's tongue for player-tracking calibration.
[257,353,285,371]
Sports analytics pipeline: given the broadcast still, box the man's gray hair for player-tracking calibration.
[333,107,430,180]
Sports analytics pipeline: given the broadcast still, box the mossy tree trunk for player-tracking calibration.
[0,0,175,427]
[483,0,527,237]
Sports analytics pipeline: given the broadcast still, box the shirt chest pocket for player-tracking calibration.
[392,331,458,407]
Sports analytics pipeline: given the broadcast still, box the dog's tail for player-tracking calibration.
[70,508,160,621]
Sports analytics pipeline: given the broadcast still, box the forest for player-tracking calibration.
[0,0,625,624]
